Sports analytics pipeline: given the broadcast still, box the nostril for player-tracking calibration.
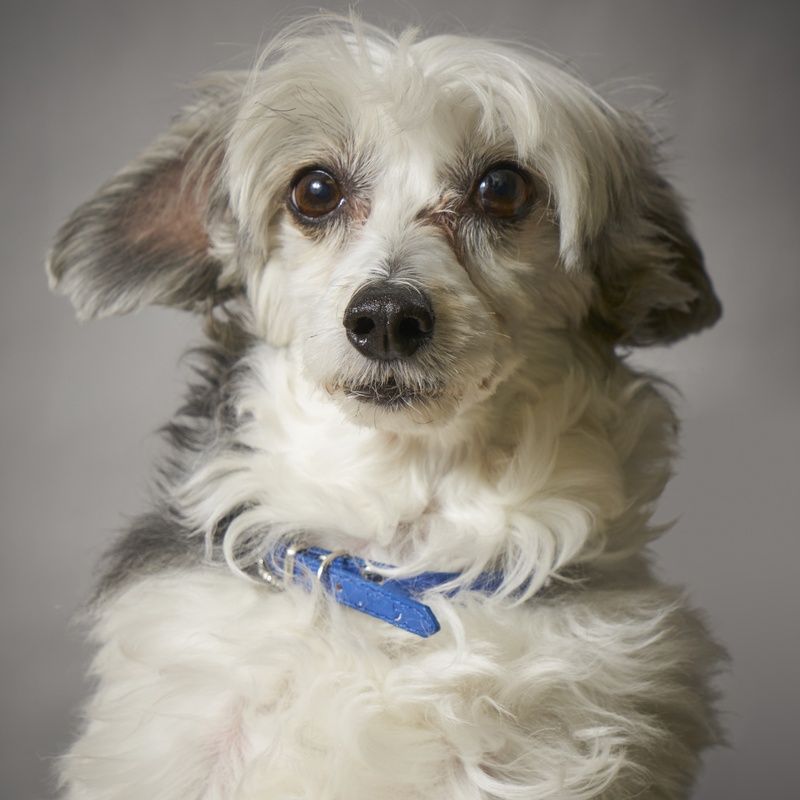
[352,317,375,336]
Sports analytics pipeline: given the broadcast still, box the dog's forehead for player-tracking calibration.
[369,116,464,205]
[243,47,518,166]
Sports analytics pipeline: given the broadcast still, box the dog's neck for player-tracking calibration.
[176,335,675,595]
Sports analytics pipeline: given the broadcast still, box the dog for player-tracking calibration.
[48,15,724,799]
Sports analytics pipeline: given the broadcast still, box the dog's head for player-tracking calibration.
[48,17,720,431]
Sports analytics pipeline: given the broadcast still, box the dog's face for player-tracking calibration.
[229,49,574,429]
[48,20,721,432]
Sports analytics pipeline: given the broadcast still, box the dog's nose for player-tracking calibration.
[343,283,435,360]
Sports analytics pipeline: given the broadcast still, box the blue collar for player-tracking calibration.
[258,544,504,638]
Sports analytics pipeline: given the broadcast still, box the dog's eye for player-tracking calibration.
[291,170,344,218]
[474,167,532,219]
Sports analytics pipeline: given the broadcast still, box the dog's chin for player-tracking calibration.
[330,376,459,431]
[345,375,441,408]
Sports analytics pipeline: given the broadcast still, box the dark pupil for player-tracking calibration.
[478,169,526,216]
[307,175,333,203]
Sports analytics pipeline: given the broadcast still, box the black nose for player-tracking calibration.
[343,283,435,360]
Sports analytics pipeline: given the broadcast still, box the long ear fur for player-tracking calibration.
[588,115,722,347]
[47,76,244,320]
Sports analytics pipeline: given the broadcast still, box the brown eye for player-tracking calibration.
[474,166,532,219]
[290,170,344,218]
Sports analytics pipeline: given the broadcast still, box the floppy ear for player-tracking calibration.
[588,119,722,347]
[47,78,243,321]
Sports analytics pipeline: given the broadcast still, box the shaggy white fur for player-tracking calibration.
[49,14,723,800]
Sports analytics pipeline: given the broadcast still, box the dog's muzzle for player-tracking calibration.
[343,282,434,361]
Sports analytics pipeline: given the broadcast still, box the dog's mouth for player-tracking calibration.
[342,375,443,410]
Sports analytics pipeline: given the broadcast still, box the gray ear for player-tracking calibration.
[589,122,722,347]
[47,78,242,321]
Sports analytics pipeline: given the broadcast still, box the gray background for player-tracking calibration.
[1,1,798,797]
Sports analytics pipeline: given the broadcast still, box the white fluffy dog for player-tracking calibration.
[48,15,724,800]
